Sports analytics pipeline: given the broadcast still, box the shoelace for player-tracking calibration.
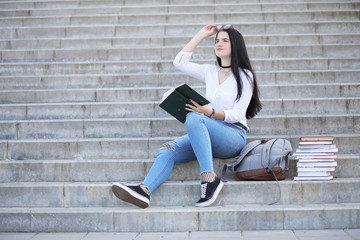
[200,183,208,198]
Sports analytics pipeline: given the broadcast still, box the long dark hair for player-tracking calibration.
[216,28,262,119]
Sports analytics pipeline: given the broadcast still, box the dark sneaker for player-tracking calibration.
[112,183,150,208]
[195,177,224,207]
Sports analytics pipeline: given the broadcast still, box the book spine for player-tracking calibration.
[297,162,337,167]
[297,167,336,172]
[294,176,334,181]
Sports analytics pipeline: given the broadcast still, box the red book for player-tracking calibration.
[300,136,334,142]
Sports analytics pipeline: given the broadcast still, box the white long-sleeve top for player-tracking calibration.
[173,50,254,128]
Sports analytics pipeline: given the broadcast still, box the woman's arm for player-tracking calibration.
[177,25,226,120]
[173,25,218,83]
[182,24,218,52]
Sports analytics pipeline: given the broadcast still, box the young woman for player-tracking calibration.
[112,24,262,208]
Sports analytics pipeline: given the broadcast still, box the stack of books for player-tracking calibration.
[293,136,338,181]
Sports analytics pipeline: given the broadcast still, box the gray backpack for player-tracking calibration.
[221,138,293,204]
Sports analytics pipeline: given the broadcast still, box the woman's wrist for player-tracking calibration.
[195,32,207,41]
[208,108,215,119]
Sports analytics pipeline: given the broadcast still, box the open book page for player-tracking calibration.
[161,83,185,101]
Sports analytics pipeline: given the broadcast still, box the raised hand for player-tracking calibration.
[197,24,218,39]
[182,24,218,53]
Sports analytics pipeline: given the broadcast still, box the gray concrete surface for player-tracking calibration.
[1,229,360,240]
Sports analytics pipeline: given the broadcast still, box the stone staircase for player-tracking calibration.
[0,0,359,232]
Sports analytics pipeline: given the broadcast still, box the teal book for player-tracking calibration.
[159,83,210,123]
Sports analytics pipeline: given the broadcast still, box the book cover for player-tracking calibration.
[294,152,337,156]
[299,141,333,145]
[297,167,336,172]
[297,162,338,167]
[295,147,338,153]
[159,83,210,123]
[298,144,337,149]
[297,171,331,177]
[295,155,338,159]
[300,136,334,141]
[298,159,336,162]
[294,175,334,181]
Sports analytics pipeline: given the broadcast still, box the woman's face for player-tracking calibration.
[214,31,231,59]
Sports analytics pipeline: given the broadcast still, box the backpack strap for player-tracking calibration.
[260,138,283,205]
[267,139,293,205]
[221,140,262,182]
[265,139,292,172]
[261,138,279,172]
[267,168,282,206]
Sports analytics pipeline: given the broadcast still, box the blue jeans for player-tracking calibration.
[142,112,247,194]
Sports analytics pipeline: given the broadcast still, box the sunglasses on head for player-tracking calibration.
[216,24,232,31]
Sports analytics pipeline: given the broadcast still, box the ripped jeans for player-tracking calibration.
[142,112,247,194]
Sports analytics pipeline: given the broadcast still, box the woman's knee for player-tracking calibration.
[159,140,180,154]
[161,142,174,151]
[185,112,204,127]
[157,138,195,164]
[154,142,178,166]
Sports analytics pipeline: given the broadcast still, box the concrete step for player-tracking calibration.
[2,44,360,62]
[1,203,359,232]
[0,114,358,140]
[1,58,359,76]
[1,97,359,121]
[1,21,359,39]
[0,0,358,10]
[2,230,360,239]
[0,83,358,103]
[0,101,159,121]
[247,114,360,136]
[260,82,360,99]
[1,134,359,160]
[0,70,358,89]
[2,34,360,50]
[1,2,359,16]
[0,154,358,183]
[1,178,360,208]
[1,10,359,28]
[259,97,360,115]
[1,0,359,8]
[0,0,358,234]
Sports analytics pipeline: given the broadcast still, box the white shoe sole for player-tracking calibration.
[112,183,150,208]
[195,180,224,207]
